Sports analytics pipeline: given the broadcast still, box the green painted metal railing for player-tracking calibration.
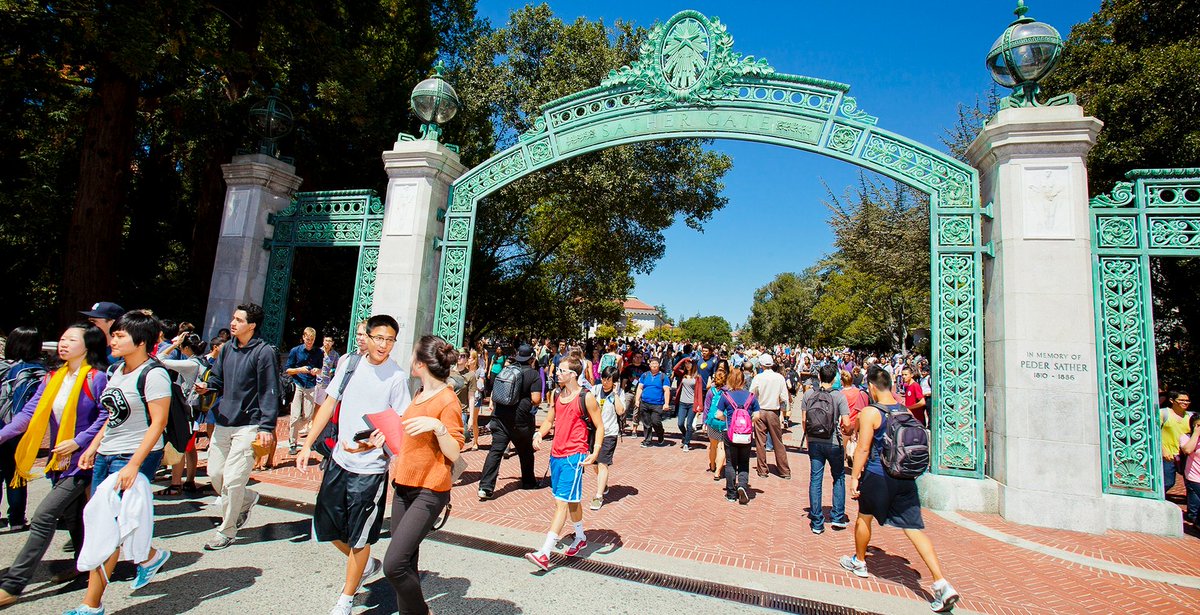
[1091,168,1200,498]
[261,189,383,347]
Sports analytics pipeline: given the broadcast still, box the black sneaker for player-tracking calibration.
[478,489,493,500]
[737,487,749,505]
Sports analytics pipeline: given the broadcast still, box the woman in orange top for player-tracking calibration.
[384,335,464,615]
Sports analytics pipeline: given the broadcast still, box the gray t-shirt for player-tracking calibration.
[327,357,412,475]
[98,361,170,455]
[801,387,850,445]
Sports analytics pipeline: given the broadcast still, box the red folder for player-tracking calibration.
[364,409,405,456]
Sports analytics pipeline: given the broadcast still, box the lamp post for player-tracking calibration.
[248,86,294,158]
[986,0,1068,109]
[410,61,461,142]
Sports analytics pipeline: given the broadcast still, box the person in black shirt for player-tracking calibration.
[619,351,649,436]
[478,344,543,499]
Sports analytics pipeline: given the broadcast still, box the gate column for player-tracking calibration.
[374,139,466,368]
[968,105,1179,535]
[203,153,303,339]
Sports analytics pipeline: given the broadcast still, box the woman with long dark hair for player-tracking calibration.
[0,327,46,533]
[0,324,108,607]
[383,335,464,614]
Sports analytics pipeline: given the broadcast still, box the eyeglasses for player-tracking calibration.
[556,367,575,375]
[1179,399,1192,404]
[369,335,397,345]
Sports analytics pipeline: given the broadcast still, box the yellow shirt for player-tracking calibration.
[1162,409,1190,458]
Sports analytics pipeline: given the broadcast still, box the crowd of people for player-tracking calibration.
[5,305,1197,614]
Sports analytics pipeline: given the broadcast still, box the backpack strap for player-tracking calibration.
[81,369,98,404]
[336,353,364,399]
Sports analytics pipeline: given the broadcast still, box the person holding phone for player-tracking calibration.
[295,315,411,615]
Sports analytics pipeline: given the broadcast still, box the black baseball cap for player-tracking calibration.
[80,301,125,320]
[514,344,535,362]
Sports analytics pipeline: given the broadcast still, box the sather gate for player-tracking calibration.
[429,10,987,479]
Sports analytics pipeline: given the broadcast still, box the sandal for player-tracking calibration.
[161,484,183,496]
[182,480,199,493]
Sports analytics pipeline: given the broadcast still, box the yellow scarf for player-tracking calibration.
[11,362,90,487]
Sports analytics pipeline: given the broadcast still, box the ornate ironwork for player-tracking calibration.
[430,10,987,478]
[261,190,383,346]
[1090,168,1200,498]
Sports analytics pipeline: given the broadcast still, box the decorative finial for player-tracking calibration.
[1014,0,1029,19]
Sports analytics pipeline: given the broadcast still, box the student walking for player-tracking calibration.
[589,366,624,510]
[68,311,173,615]
[477,344,542,499]
[525,356,604,571]
[0,325,108,607]
[193,304,279,551]
[703,368,730,481]
[840,365,958,612]
[635,358,670,447]
[285,327,324,455]
[715,368,757,504]
[297,315,411,615]
[803,364,850,534]
[0,327,47,532]
[749,354,791,479]
[676,360,700,451]
[382,335,464,615]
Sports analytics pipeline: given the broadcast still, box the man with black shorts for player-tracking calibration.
[840,365,959,612]
[589,366,624,510]
[478,344,542,499]
[295,315,411,615]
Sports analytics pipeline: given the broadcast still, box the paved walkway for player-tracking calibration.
[245,413,1200,615]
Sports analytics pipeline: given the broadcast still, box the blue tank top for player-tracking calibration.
[866,403,906,476]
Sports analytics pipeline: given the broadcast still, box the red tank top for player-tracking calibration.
[550,389,590,457]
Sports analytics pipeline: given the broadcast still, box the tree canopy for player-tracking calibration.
[679,315,732,346]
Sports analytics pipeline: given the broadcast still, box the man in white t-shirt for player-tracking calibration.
[296,315,410,615]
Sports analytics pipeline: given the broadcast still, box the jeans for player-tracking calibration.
[1184,479,1200,521]
[209,424,259,538]
[0,436,28,524]
[384,485,450,615]
[640,403,664,443]
[807,441,848,530]
[676,402,695,446]
[478,412,536,492]
[0,474,88,594]
[91,449,165,492]
[724,441,751,497]
[1164,458,1179,494]
[753,410,791,477]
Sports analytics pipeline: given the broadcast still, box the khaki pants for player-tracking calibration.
[288,386,316,446]
[753,409,791,477]
[208,424,260,538]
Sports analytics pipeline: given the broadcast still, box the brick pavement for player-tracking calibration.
[232,415,1199,614]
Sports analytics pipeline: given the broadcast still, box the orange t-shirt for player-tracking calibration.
[389,386,464,492]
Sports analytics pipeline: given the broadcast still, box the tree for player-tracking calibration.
[453,5,731,341]
[654,304,675,326]
[644,325,681,342]
[746,269,822,345]
[0,0,484,331]
[594,323,618,339]
[679,315,732,345]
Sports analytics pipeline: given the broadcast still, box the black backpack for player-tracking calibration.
[137,359,194,453]
[491,364,524,406]
[873,402,930,479]
[804,388,837,440]
[314,353,364,458]
[0,362,48,424]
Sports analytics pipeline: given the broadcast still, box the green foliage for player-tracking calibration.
[746,177,929,350]
[593,323,618,340]
[679,315,732,345]
[644,325,682,342]
[454,5,731,340]
[0,0,483,332]
[653,304,674,326]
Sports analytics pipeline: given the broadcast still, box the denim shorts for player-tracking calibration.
[91,449,165,492]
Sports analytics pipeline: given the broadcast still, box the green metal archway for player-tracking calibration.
[432,10,988,477]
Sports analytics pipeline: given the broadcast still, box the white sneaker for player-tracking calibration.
[930,581,960,612]
[356,557,382,593]
[839,554,868,578]
[235,491,260,530]
[327,601,352,615]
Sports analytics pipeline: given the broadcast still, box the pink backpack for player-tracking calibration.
[721,391,756,444]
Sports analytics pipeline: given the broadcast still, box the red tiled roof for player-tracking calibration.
[623,297,656,312]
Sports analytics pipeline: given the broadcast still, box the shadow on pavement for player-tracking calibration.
[155,516,217,539]
[114,565,262,613]
[238,519,311,544]
[601,484,638,504]
[863,546,933,601]
[152,501,206,517]
[360,572,523,614]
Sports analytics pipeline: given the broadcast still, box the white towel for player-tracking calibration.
[78,471,154,571]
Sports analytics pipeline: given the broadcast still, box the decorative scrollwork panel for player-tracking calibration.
[934,254,982,474]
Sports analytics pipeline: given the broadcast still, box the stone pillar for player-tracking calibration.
[202,154,302,339]
[373,139,467,369]
[966,106,1180,536]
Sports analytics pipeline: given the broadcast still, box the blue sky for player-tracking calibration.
[474,0,1101,327]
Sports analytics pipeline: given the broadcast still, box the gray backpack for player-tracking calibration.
[490,364,524,406]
